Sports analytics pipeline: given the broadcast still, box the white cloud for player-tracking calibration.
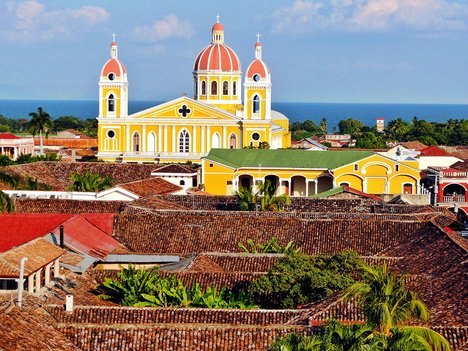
[272,0,468,34]
[3,0,110,43]
[133,14,194,42]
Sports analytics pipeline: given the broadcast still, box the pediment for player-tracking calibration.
[129,97,240,121]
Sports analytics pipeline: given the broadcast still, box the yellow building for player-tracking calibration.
[97,20,290,163]
[202,149,421,196]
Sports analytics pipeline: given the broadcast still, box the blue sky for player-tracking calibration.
[0,0,468,104]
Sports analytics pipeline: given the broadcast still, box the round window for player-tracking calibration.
[107,130,116,138]
[252,132,260,141]
[108,73,115,81]
[253,74,260,82]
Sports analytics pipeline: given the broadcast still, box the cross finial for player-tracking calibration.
[216,14,220,23]
[256,33,261,42]
[112,33,116,42]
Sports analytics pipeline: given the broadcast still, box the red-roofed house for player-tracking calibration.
[418,146,462,170]
[0,133,34,160]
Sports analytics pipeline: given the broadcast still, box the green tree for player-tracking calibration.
[0,155,14,167]
[387,118,411,141]
[338,118,365,135]
[343,264,450,350]
[249,252,363,308]
[235,186,257,211]
[53,115,81,131]
[98,265,160,306]
[27,107,53,155]
[68,170,113,192]
[269,333,323,351]
[355,132,387,149]
[0,171,18,188]
[320,117,328,134]
[0,190,15,213]
[238,238,301,254]
[258,179,291,211]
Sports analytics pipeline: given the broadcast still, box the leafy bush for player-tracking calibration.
[248,251,363,309]
[238,237,301,254]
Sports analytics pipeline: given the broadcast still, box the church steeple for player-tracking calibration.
[111,33,118,59]
[255,33,262,60]
[211,15,225,44]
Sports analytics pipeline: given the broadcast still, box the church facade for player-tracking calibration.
[96,19,291,163]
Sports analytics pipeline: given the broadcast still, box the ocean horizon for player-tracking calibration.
[0,99,467,130]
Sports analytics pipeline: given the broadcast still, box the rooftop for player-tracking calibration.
[205,148,373,169]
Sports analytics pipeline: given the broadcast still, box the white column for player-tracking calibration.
[172,125,176,153]
[193,125,197,154]
[306,181,309,197]
[35,269,42,292]
[222,126,227,148]
[126,125,130,152]
[45,264,51,285]
[54,258,60,277]
[201,126,205,153]
[158,125,162,152]
[142,125,146,152]
[315,181,318,195]
[164,126,168,152]
[206,126,211,151]
[28,275,34,293]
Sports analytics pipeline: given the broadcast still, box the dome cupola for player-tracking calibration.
[193,16,242,112]
[100,34,127,81]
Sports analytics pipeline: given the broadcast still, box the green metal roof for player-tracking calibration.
[311,186,345,198]
[205,149,374,170]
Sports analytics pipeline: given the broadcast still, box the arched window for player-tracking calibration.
[222,81,229,95]
[211,81,218,95]
[212,133,221,148]
[147,132,156,153]
[233,81,237,96]
[132,132,140,152]
[229,133,237,149]
[179,129,190,153]
[201,81,206,96]
[253,95,260,113]
[180,180,185,186]
[108,94,115,112]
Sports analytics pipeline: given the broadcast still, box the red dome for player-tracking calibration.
[212,22,224,31]
[246,59,269,78]
[193,44,241,72]
[101,58,126,78]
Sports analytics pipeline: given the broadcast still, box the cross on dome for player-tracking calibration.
[112,33,116,43]
[256,33,260,42]
[216,15,220,23]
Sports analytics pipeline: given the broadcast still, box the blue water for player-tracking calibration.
[0,99,466,129]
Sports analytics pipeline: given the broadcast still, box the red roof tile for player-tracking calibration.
[0,133,21,139]
[118,177,182,197]
[0,213,73,252]
[81,213,114,235]
[419,145,454,157]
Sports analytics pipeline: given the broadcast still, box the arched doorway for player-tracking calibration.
[291,176,306,197]
[443,184,466,203]
[264,175,280,194]
[238,175,253,190]
[317,175,333,194]
[132,132,140,153]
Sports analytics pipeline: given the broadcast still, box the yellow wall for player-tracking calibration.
[245,90,267,120]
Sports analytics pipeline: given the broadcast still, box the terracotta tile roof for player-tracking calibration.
[4,162,158,190]
[399,141,428,150]
[125,196,189,212]
[0,213,72,252]
[33,137,97,148]
[419,145,455,157]
[152,164,198,174]
[14,199,126,214]
[0,306,83,351]
[112,213,427,256]
[187,253,283,273]
[118,177,182,197]
[0,238,65,277]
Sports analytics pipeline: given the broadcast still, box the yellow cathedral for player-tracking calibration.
[97,19,291,163]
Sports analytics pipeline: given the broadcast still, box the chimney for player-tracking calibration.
[59,225,64,249]
[65,294,74,312]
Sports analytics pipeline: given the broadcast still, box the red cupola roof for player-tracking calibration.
[101,58,126,77]
[193,17,241,72]
[246,59,270,79]
[193,44,240,72]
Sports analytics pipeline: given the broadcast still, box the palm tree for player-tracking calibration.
[269,333,322,351]
[67,170,113,192]
[321,320,381,351]
[235,185,257,211]
[258,179,291,211]
[0,190,15,213]
[27,107,53,156]
[343,264,450,351]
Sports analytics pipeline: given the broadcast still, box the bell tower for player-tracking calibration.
[99,34,128,118]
